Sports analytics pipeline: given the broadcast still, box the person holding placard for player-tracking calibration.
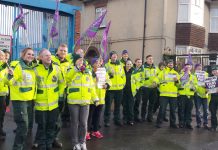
[86,57,111,140]
[194,64,209,129]
[156,60,179,128]
[178,63,198,129]
[209,65,218,131]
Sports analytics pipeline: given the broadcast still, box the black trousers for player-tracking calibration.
[123,89,135,122]
[157,96,177,126]
[178,95,193,126]
[209,95,218,129]
[134,89,142,120]
[104,90,123,124]
[141,87,157,120]
[35,108,59,150]
[88,104,104,132]
[0,96,6,130]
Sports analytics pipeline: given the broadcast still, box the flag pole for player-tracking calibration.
[84,38,94,56]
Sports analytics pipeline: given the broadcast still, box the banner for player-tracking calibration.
[205,76,218,94]
[0,35,12,51]
[96,67,106,89]
[195,71,206,86]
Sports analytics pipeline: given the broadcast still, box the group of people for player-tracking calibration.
[0,44,218,150]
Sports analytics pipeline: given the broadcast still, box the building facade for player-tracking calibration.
[66,0,218,65]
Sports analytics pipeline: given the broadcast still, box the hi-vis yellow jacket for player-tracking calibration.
[158,67,180,97]
[66,66,99,105]
[34,62,65,111]
[51,55,71,80]
[178,72,198,96]
[9,59,36,101]
[105,60,126,90]
[142,63,159,88]
[131,66,144,97]
[0,62,9,96]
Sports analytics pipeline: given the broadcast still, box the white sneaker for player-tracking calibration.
[80,143,87,150]
[72,144,81,150]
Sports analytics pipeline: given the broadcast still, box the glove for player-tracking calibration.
[109,73,114,79]
[80,65,86,73]
[94,100,99,106]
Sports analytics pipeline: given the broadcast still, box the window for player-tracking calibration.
[95,7,107,28]
[210,8,218,33]
[178,4,189,22]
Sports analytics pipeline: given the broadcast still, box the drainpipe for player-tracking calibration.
[142,0,147,63]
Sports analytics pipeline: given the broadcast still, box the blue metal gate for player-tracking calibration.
[0,0,80,59]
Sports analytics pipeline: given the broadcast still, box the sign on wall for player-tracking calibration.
[0,35,12,51]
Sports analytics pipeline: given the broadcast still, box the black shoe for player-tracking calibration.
[128,121,134,126]
[170,124,178,129]
[186,124,193,130]
[210,127,217,132]
[156,124,161,128]
[134,118,141,123]
[114,121,123,127]
[104,123,110,127]
[147,118,153,122]
[52,139,63,148]
[163,118,169,122]
[179,124,184,128]
[203,125,209,130]
[32,143,39,149]
[196,124,201,128]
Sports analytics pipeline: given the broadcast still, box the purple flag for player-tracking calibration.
[12,5,29,34]
[73,10,107,51]
[49,0,59,38]
[100,21,111,62]
[180,66,189,85]
[187,53,193,65]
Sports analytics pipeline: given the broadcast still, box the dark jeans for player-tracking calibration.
[141,87,157,120]
[104,90,123,124]
[35,108,59,150]
[12,100,34,150]
[153,90,160,114]
[134,89,142,120]
[88,104,104,132]
[178,95,193,126]
[123,89,135,122]
[157,96,177,126]
[0,96,6,130]
[209,95,218,129]
[194,95,208,126]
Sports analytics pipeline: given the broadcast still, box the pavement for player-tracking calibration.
[1,111,218,150]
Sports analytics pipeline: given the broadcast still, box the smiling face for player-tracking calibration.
[146,56,153,65]
[40,50,52,65]
[126,60,133,70]
[22,49,34,63]
[57,45,68,59]
[135,59,142,68]
[122,53,129,61]
[167,62,174,69]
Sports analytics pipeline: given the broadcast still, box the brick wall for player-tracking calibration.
[74,10,81,51]
[208,33,218,51]
[176,23,205,48]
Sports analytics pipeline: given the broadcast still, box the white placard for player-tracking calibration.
[0,35,12,51]
[96,67,106,89]
[195,71,205,86]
